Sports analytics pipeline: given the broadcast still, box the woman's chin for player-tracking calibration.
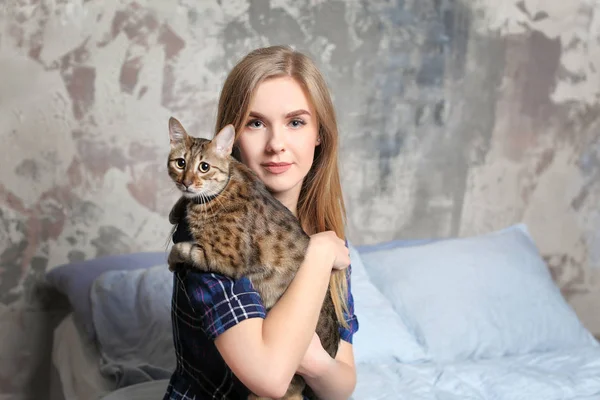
[262,178,302,197]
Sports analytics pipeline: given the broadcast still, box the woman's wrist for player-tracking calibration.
[298,349,336,380]
[307,235,335,269]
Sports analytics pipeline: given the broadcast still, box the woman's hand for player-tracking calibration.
[308,231,350,270]
[296,332,335,379]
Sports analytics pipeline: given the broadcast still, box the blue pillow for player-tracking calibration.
[360,224,598,362]
[349,242,428,364]
[356,238,439,254]
[45,252,168,341]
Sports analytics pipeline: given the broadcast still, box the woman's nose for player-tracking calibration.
[266,126,285,153]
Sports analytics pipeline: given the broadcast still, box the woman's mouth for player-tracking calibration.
[261,162,292,175]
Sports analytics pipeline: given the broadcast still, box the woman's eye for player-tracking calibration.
[175,158,186,168]
[199,162,210,172]
[290,119,306,128]
[247,119,263,128]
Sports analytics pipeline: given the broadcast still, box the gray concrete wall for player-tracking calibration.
[2,0,600,397]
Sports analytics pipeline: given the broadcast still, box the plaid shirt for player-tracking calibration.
[163,220,359,400]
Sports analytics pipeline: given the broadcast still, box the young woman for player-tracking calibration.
[164,45,358,400]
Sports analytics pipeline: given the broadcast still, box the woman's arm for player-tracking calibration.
[214,231,349,398]
[300,340,356,400]
[296,255,359,400]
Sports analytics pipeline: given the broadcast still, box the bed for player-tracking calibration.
[50,312,174,400]
[45,224,600,399]
[50,313,116,400]
[51,317,600,400]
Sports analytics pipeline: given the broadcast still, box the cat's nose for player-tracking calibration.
[182,179,193,189]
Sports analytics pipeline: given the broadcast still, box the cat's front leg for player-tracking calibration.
[168,242,208,272]
[168,242,240,278]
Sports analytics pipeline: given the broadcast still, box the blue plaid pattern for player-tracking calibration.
[163,220,359,400]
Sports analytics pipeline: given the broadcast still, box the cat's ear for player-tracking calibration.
[213,124,235,157]
[168,117,187,146]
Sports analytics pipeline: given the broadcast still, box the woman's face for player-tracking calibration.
[237,76,320,206]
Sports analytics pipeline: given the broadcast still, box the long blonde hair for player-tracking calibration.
[214,45,349,327]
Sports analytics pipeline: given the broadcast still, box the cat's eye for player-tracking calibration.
[175,158,186,169]
[199,162,210,173]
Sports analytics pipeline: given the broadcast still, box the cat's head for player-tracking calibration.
[167,117,235,200]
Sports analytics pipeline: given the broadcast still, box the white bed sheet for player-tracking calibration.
[434,347,600,400]
[52,313,116,400]
[352,347,600,400]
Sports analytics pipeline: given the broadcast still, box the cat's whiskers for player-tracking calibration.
[206,192,218,212]
[199,193,210,214]
[209,186,235,203]
[200,189,233,206]
[207,188,227,213]
[201,193,214,214]
[196,189,215,213]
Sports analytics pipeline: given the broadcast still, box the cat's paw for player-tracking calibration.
[167,257,179,272]
[168,242,194,270]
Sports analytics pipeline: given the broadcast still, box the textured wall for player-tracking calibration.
[1,0,600,398]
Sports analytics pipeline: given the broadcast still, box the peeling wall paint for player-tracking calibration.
[463,0,600,345]
[2,0,600,397]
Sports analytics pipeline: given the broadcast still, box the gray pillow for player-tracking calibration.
[45,252,168,341]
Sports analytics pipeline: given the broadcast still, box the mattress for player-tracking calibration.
[51,313,116,400]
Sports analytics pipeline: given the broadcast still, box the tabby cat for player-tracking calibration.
[166,117,340,400]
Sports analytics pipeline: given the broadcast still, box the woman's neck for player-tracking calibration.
[271,184,302,218]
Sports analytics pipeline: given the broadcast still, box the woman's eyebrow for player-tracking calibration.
[286,109,311,118]
[248,111,266,120]
[248,110,311,120]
